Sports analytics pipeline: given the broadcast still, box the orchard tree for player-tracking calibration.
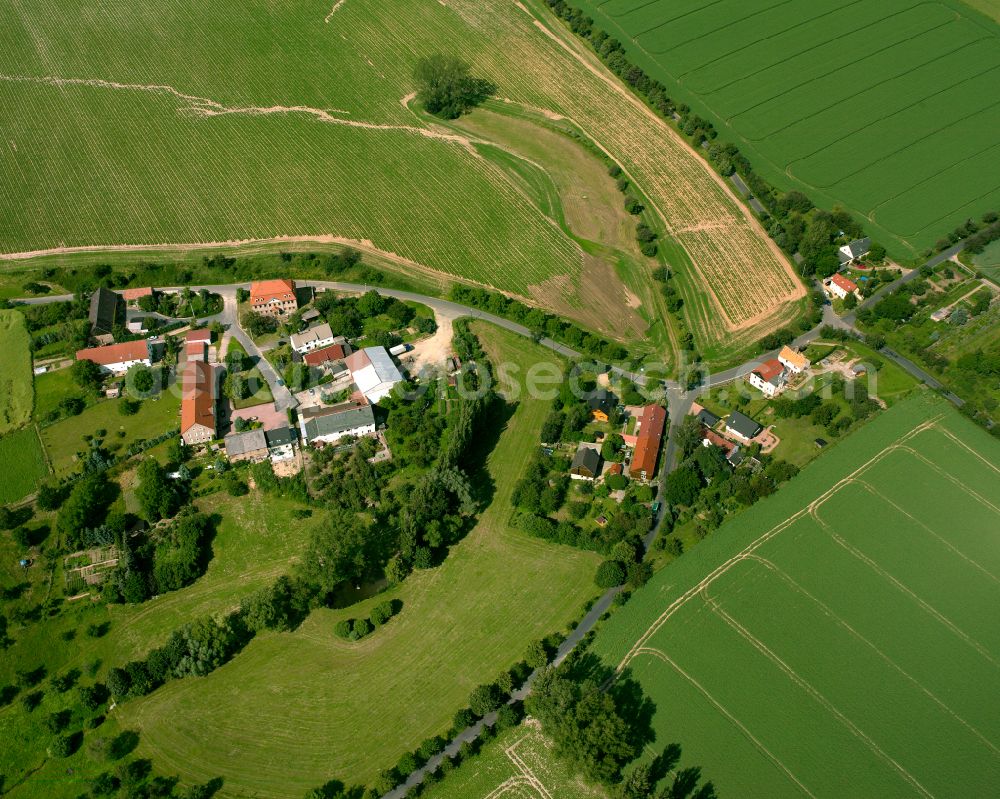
[413,54,496,119]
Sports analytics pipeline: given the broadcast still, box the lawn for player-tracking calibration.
[574,0,1000,259]
[39,392,181,476]
[424,723,608,799]
[109,322,600,796]
[589,394,1000,797]
[230,366,274,410]
[0,309,34,434]
[33,366,90,423]
[0,426,48,504]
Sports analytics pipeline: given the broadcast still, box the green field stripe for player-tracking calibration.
[710,557,1000,794]
[734,20,990,146]
[689,0,933,99]
[872,151,1000,236]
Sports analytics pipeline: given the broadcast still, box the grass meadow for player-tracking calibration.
[0,426,47,504]
[39,392,181,477]
[423,724,608,799]
[577,0,1000,259]
[588,393,1000,797]
[0,309,33,435]
[111,323,600,796]
[0,0,808,361]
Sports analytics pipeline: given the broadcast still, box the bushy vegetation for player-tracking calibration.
[413,54,495,119]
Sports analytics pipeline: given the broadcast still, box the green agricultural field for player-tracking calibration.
[973,238,1000,284]
[589,393,1000,797]
[0,426,48,504]
[110,322,600,796]
[0,309,33,434]
[40,393,181,476]
[576,0,1000,259]
[0,0,808,358]
[424,724,608,799]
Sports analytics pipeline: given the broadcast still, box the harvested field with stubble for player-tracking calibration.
[1,0,805,358]
[590,394,1000,797]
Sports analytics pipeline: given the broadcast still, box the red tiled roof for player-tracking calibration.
[185,328,211,343]
[831,273,858,293]
[629,404,666,478]
[303,343,349,366]
[76,339,149,366]
[119,287,153,301]
[181,360,215,435]
[752,358,784,382]
[703,429,736,454]
[250,279,296,305]
[344,348,371,372]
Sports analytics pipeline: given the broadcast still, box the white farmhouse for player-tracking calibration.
[290,322,335,354]
[75,340,152,375]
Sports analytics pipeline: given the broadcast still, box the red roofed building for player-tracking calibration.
[180,360,217,445]
[702,428,736,456]
[827,273,860,301]
[119,286,154,302]
[186,342,207,363]
[76,340,151,374]
[629,404,666,481]
[249,279,297,318]
[185,328,211,345]
[747,358,787,398]
[303,343,351,367]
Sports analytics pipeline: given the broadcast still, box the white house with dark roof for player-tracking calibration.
[298,401,376,445]
[838,237,871,266]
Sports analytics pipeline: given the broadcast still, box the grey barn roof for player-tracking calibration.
[570,445,601,475]
[301,401,375,439]
[726,410,762,440]
[224,428,267,457]
[89,287,121,334]
[845,237,871,258]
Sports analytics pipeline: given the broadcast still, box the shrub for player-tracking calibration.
[594,560,626,588]
[333,619,352,639]
[370,601,393,626]
[48,733,78,758]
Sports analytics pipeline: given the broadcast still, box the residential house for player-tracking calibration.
[702,428,736,457]
[249,279,297,318]
[725,410,762,443]
[180,360,217,445]
[569,445,602,481]
[778,345,810,374]
[629,404,667,481]
[224,428,269,463]
[826,273,860,301]
[587,390,617,422]
[265,426,296,462]
[303,342,351,369]
[298,400,376,445]
[76,340,151,375]
[89,287,122,335]
[691,403,721,429]
[838,237,871,266]
[747,358,787,398]
[345,347,404,403]
[290,322,335,354]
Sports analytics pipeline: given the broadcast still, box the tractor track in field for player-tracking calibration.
[0,73,482,150]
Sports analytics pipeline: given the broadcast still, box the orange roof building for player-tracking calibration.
[827,273,860,300]
[76,340,151,374]
[249,279,297,317]
[119,287,154,302]
[185,328,211,344]
[629,404,666,481]
[180,360,217,445]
